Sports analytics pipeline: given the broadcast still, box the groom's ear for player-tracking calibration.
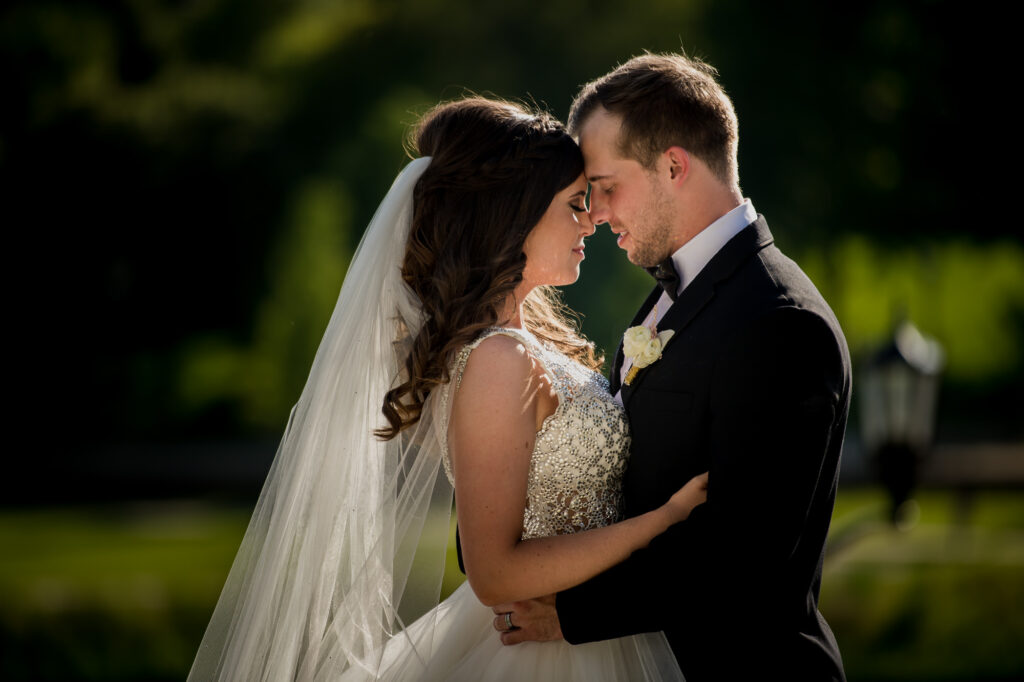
[664,146,690,186]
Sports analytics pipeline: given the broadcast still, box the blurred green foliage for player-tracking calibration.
[800,238,1024,383]
[3,490,1022,681]
[176,178,354,427]
[3,0,1020,444]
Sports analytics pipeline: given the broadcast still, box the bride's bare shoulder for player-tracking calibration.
[457,332,535,401]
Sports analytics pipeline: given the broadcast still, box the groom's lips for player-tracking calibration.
[616,231,629,248]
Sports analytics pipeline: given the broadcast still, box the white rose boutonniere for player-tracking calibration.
[622,324,675,386]
[623,326,655,359]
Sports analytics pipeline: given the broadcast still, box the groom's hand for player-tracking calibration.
[491,594,563,645]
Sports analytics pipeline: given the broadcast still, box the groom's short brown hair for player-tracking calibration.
[568,52,739,187]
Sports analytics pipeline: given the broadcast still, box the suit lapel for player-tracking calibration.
[621,217,775,406]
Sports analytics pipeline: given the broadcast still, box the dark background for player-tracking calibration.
[4,0,1021,458]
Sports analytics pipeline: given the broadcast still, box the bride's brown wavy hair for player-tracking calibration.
[378,97,602,440]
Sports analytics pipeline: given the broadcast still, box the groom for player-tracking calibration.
[494,53,850,681]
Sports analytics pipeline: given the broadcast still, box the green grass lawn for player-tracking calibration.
[1,489,1022,681]
[821,489,1024,681]
[0,502,250,681]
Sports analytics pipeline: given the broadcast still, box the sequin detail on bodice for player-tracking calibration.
[438,327,630,539]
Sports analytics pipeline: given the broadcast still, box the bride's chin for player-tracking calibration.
[539,267,582,287]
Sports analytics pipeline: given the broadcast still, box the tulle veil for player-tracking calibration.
[188,157,456,681]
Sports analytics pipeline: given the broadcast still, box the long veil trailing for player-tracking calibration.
[188,157,455,681]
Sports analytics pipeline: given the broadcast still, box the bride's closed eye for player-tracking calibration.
[568,186,588,213]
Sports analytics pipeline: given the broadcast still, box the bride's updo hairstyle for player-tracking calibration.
[378,97,601,439]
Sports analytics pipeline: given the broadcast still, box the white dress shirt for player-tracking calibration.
[615,200,758,402]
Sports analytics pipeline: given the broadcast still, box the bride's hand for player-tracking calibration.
[663,471,709,524]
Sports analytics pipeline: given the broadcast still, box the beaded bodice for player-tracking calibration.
[438,327,631,539]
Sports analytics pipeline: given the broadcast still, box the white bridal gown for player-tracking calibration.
[343,327,685,682]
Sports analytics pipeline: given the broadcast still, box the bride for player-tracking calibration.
[188,97,707,681]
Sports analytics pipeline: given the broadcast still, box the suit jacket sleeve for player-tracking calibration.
[557,306,847,642]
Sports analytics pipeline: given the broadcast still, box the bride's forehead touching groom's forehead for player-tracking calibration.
[557,175,587,201]
[578,111,627,178]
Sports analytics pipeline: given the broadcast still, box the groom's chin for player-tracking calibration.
[623,250,646,267]
[618,238,647,267]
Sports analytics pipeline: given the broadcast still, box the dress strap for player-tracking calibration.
[438,327,540,485]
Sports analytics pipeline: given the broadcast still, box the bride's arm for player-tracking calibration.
[449,335,706,607]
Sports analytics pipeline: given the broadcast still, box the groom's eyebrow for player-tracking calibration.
[587,174,612,182]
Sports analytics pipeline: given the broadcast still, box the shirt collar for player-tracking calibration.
[669,199,757,294]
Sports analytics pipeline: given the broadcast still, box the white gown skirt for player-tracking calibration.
[341,581,685,681]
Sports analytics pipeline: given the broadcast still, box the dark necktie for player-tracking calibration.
[646,258,679,301]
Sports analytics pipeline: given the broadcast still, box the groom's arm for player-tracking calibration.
[556,306,847,642]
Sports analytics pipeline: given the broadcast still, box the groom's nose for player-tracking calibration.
[578,209,596,237]
[588,194,611,227]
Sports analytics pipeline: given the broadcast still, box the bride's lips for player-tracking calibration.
[572,244,585,259]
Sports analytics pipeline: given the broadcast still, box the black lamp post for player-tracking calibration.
[860,320,945,524]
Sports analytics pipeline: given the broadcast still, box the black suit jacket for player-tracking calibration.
[556,217,849,681]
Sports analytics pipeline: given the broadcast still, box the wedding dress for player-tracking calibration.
[187,158,684,681]
[347,326,686,681]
